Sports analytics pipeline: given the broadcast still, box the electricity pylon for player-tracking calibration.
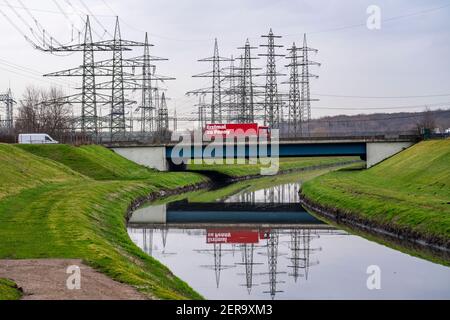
[188,39,232,123]
[157,92,169,133]
[284,42,303,136]
[299,34,320,136]
[235,40,261,123]
[0,88,15,131]
[259,29,284,129]
[43,16,144,140]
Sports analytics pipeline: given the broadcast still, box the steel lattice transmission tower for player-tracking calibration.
[188,39,231,124]
[284,42,302,136]
[110,17,126,140]
[236,40,260,123]
[157,92,169,133]
[222,55,240,123]
[259,29,284,129]
[300,34,320,136]
[81,16,98,137]
[44,16,144,140]
[140,32,154,133]
[0,88,15,131]
[88,29,173,138]
[196,94,207,128]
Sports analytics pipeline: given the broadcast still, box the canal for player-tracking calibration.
[127,171,450,300]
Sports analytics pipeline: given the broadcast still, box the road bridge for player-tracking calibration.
[107,137,416,171]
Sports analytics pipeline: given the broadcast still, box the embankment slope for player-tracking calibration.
[301,140,450,248]
[0,143,207,299]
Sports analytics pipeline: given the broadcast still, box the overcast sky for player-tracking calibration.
[1,0,449,127]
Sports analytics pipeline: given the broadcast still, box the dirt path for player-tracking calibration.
[0,259,147,300]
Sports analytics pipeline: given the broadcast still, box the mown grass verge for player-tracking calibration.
[301,140,450,249]
[0,143,207,299]
[0,278,22,300]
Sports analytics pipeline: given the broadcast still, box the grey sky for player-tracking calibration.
[1,0,449,128]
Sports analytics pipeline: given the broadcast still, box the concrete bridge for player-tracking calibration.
[107,137,416,171]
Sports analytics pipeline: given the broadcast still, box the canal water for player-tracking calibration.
[127,174,450,300]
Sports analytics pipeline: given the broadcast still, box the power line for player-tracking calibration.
[78,0,113,38]
[0,64,75,89]
[0,2,113,16]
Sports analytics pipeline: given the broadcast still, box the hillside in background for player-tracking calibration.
[306,109,450,136]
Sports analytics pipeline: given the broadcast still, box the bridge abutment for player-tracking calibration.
[111,146,168,171]
[366,142,414,168]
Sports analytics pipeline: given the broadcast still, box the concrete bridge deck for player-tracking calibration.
[108,137,416,171]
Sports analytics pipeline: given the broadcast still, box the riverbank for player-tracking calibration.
[300,140,450,255]
[0,143,207,300]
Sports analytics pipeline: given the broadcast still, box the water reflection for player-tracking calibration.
[127,181,450,300]
[226,183,300,204]
[128,225,347,299]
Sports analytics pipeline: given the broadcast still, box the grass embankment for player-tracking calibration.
[0,144,207,300]
[188,156,360,178]
[301,140,450,248]
[0,279,22,300]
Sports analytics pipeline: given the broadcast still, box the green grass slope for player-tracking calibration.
[0,279,22,300]
[0,144,83,200]
[0,143,207,299]
[301,140,450,245]
[16,144,156,180]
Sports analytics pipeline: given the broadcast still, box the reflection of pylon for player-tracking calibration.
[236,244,263,294]
[195,244,235,288]
[142,228,154,256]
[259,231,286,300]
[160,227,168,249]
[287,229,321,281]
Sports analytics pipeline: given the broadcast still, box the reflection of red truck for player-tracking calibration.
[204,123,270,138]
[206,229,272,244]
[207,229,259,244]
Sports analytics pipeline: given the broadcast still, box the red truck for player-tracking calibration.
[204,123,270,138]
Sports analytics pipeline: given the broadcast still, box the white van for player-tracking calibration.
[18,133,59,144]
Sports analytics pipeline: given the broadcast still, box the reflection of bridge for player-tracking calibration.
[129,200,326,225]
[109,138,415,171]
[227,183,300,204]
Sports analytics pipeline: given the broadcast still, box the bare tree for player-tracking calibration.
[416,107,436,134]
[15,86,71,137]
